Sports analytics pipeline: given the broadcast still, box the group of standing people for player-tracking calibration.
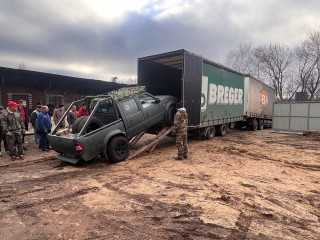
[0,100,29,160]
[51,102,89,129]
[0,101,55,161]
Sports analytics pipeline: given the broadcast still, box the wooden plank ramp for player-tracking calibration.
[128,126,174,160]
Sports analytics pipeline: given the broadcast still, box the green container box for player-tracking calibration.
[200,63,245,126]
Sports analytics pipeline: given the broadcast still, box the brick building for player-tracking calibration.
[0,67,127,111]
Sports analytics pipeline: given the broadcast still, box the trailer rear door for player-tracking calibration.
[183,52,202,127]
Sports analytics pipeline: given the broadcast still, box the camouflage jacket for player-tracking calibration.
[173,108,188,136]
[1,108,25,133]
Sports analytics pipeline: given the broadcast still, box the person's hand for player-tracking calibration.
[6,131,12,137]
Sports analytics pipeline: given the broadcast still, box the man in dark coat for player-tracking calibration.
[67,105,78,126]
[30,104,42,145]
[37,106,52,151]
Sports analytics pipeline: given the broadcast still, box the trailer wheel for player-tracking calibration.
[73,116,103,134]
[205,127,215,139]
[250,118,258,131]
[107,136,130,163]
[216,124,227,136]
[257,119,264,130]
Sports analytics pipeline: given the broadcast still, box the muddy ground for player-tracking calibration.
[0,129,319,240]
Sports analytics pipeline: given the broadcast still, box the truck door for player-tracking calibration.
[119,98,146,137]
[138,93,164,128]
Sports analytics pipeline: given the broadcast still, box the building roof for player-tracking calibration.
[0,66,127,94]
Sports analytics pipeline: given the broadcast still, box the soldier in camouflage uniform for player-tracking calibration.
[1,101,25,160]
[172,102,188,160]
[0,106,8,156]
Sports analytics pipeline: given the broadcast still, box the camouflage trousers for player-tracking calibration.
[176,135,188,158]
[6,131,24,156]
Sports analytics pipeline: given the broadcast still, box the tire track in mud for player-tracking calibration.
[101,178,283,240]
[216,137,320,172]
[1,158,226,239]
[11,191,156,240]
[102,181,231,239]
[228,211,254,240]
[0,186,99,215]
[121,144,259,239]
[0,169,91,199]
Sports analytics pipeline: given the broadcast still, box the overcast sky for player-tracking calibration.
[1,0,320,82]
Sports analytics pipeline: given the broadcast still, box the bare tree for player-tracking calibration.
[18,63,27,70]
[254,44,294,100]
[295,31,320,100]
[226,42,259,75]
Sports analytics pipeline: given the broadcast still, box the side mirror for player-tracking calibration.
[155,98,161,103]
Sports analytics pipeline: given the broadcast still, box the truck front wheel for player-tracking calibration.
[107,136,130,163]
[167,105,176,124]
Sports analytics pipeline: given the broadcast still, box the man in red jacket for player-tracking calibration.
[78,103,89,117]
[18,100,29,151]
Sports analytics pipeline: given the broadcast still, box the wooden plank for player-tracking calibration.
[128,126,174,160]
[148,127,173,152]
[129,130,146,147]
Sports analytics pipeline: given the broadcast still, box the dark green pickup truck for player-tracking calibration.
[48,92,176,164]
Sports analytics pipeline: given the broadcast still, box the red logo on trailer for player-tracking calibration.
[260,90,268,106]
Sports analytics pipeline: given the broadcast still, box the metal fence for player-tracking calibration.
[272,101,320,132]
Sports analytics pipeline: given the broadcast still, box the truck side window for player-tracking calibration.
[139,94,157,109]
[121,99,139,116]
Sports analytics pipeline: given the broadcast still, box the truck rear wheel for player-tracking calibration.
[205,126,215,139]
[216,124,227,136]
[107,136,130,163]
[257,119,264,130]
[250,118,258,131]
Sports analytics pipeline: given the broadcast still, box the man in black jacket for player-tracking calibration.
[30,104,42,145]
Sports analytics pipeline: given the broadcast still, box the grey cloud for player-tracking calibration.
[0,0,319,80]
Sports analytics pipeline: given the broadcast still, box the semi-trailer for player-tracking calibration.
[138,49,275,139]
